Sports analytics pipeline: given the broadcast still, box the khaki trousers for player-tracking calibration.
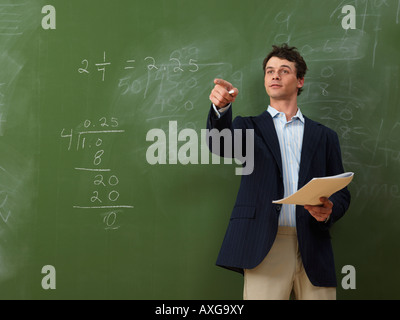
[243,226,336,300]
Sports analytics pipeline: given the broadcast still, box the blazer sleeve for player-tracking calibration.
[206,104,249,159]
[207,103,233,132]
[323,129,351,229]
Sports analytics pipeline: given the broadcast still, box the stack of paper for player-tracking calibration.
[272,172,354,206]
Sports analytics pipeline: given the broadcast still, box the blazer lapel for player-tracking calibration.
[298,116,323,188]
[253,111,283,176]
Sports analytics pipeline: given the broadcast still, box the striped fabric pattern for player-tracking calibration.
[267,106,304,227]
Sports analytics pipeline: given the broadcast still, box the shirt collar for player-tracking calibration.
[267,105,304,123]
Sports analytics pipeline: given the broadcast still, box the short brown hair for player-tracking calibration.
[263,44,308,96]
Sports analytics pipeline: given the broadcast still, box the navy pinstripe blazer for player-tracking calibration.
[207,105,351,287]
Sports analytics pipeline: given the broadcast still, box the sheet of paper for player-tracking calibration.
[272,172,354,206]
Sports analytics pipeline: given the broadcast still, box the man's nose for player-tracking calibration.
[272,73,281,80]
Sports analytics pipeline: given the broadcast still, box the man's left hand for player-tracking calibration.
[304,197,333,222]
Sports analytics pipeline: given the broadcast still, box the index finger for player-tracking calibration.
[214,78,233,90]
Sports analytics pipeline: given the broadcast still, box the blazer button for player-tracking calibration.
[276,205,282,212]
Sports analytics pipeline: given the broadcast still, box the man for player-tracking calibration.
[207,44,351,300]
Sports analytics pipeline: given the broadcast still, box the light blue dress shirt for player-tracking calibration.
[267,105,304,227]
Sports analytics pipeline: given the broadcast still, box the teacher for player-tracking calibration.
[207,44,351,300]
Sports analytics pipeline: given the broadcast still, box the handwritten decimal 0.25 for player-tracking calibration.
[84,117,119,129]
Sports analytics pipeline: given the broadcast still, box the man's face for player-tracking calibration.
[264,56,304,100]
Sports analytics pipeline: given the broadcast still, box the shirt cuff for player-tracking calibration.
[212,103,231,119]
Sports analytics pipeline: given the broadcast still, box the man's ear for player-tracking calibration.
[297,77,305,89]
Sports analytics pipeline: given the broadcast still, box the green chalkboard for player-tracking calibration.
[0,0,399,299]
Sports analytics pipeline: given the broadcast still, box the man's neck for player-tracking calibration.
[269,98,298,121]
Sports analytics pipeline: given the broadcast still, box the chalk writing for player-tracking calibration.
[0,83,6,136]
[78,50,199,82]
[77,46,243,138]
[0,190,10,223]
[0,2,25,37]
[61,117,134,230]
[274,1,400,205]
[353,182,400,199]
[95,51,111,81]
